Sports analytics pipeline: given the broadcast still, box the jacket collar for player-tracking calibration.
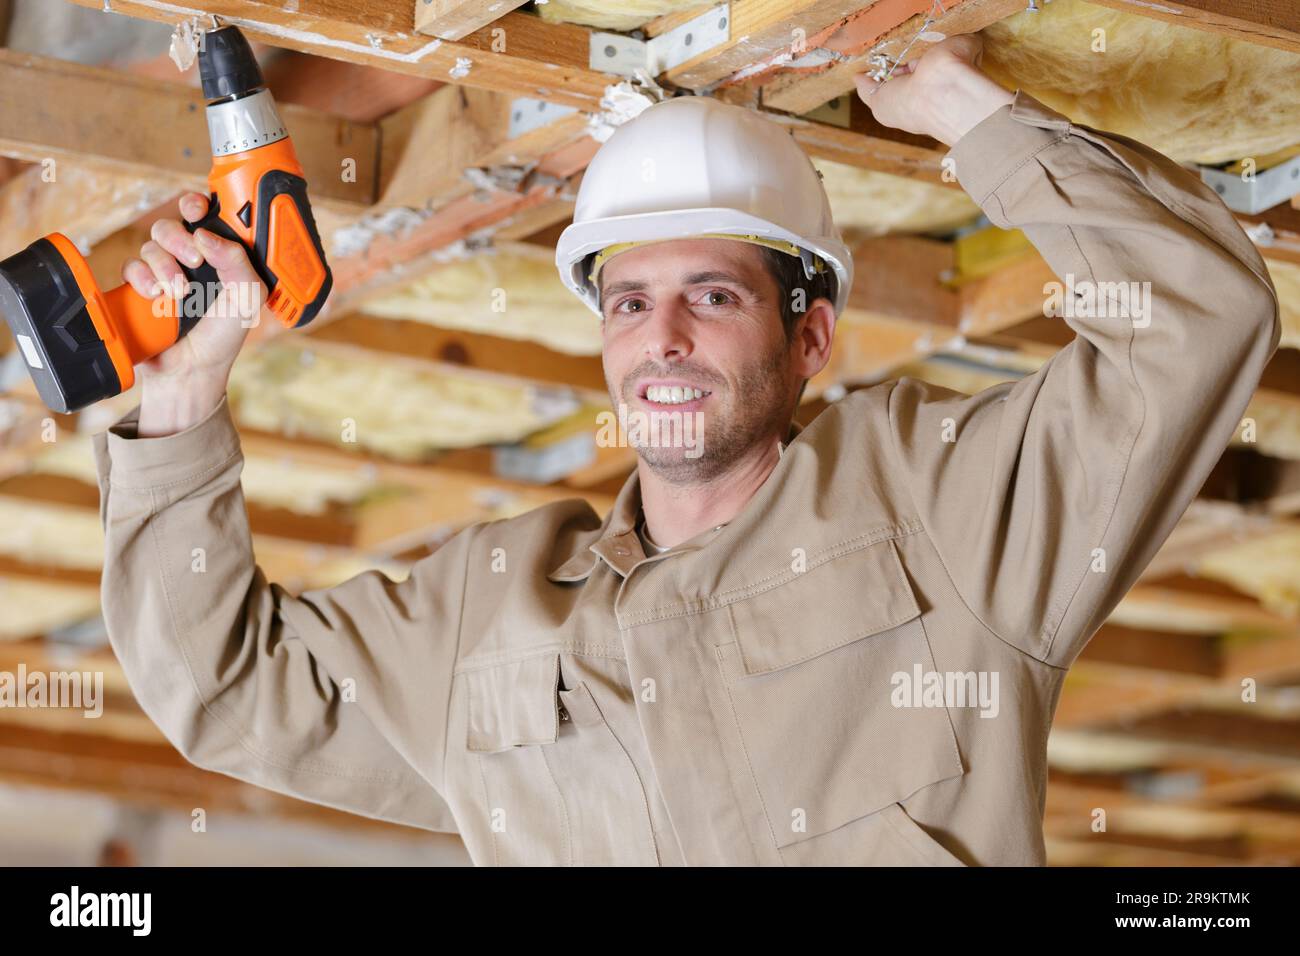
[546,418,806,583]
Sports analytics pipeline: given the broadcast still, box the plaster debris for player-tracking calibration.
[587,73,663,143]
[462,164,532,197]
[167,17,204,71]
[449,56,473,79]
[330,207,431,259]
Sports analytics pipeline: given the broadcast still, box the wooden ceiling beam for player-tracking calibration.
[663,1,872,91]
[327,176,573,309]
[760,0,1026,116]
[415,0,531,42]
[377,83,589,210]
[304,312,607,393]
[0,48,378,214]
[262,50,443,122]
[1088,0,1300,54]
[64,2,609,109]
[0,164,179,262]
[0,721,448,839]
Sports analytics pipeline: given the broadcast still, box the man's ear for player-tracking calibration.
[792,297,836,381]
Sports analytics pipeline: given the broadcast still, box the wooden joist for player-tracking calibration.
[377,83,589,209]
[64,1,609,109]
[715,82,958,184]
[760,0,1027,115]
[414,0,531,42]
[304,312,607,393]
[663,0,871,91]
[0,164,178,259]
[1088,0,1300,54]
[0,48,378,213]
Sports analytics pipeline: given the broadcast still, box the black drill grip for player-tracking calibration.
[176,197,257,337]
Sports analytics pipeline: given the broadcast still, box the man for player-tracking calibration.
[97,37,1279,865]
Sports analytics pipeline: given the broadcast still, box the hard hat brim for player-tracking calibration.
[555,208,853,317]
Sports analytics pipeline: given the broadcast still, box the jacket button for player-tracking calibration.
[614,546,630,556]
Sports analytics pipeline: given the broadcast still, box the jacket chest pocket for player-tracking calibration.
[715,537,965,855]
[465,653,658,866]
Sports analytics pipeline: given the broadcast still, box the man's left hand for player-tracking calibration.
[853,34,1015,147]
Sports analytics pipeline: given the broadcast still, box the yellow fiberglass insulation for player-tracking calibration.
[31,432,383,516]
[981,0,1300,164]
[1197,528,1300,618]
[361,245,603,357]
[813,158,981,236]
[227,345,560,459]
[539,0,704,31]
[1266,258,1300,350]
[0,578,102,641]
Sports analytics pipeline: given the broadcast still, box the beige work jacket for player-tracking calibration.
[93,92,1281,865]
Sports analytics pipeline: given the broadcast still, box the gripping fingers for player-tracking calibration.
[138,240,187,302]
[178,191,209,224]
[151,218,204,270]
[193,228,266,326]
[122,257,162,299]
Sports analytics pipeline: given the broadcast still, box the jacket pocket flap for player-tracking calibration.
[465,653,560,754]
[727,538,920,676]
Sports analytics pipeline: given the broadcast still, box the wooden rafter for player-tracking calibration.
[0,48,378,213]
[63,1,609,108]
[414,0,532,42]
[1088,0,1300,53]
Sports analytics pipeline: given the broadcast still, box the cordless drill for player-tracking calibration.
[0,25,332,414]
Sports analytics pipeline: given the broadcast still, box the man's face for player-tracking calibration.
[598,238,815,483]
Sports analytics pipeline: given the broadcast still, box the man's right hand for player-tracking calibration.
[122,191,267,437]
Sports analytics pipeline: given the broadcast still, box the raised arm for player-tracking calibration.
[860,38,1281,667]
[94,197,468,830]
[94,397,470,831]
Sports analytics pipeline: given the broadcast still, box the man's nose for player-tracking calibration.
[643,298,693,364]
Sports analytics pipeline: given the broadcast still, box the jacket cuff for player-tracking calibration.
[97,394,242,489]
[947,89,1073,214]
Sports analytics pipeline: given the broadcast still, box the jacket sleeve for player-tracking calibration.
[92,395,470,833]
[887,90,1281,669]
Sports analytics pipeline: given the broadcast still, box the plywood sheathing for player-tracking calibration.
[982,0,1300,165]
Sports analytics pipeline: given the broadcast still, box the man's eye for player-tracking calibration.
[617,298,647,313]
[705,290,731,306]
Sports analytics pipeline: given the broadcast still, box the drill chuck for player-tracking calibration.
[198,25,264,100]
[205,90,288,157]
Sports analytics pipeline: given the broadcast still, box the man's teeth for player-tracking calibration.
[646,386,706,404]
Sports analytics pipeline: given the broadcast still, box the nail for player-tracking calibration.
[195,229,217,251]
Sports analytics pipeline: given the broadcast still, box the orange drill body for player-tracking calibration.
[0,25,332,413]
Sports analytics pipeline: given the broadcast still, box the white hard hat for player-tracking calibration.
[555,95,854,317]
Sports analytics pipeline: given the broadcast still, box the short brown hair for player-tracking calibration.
[759,245,837,342]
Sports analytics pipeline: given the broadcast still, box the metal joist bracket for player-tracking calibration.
[1200,153,1300,215]
[589,4,730,78]
[507,97,579,139]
